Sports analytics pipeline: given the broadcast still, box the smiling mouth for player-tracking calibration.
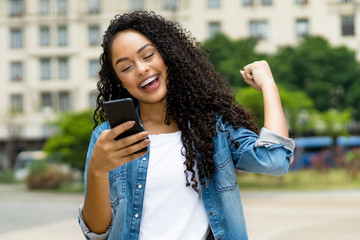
[139,75,159,88]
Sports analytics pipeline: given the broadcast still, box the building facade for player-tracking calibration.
[1,0,359,168]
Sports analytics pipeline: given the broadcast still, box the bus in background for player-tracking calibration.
[291,136,333,170]
[335,136,360,168]
[291,135,360,171]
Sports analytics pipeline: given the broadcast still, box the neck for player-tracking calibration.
[138,100,179,134]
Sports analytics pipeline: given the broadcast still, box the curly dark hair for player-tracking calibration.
[94,11,258,192]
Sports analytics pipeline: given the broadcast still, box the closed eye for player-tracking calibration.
[143,53,154,60]
[122,65,132,72]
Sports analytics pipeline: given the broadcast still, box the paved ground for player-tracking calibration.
[0,184,84,240]
[0,184,359,240]
[243,190,360,240]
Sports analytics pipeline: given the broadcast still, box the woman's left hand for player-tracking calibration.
[241,60,289,137]
[240,60,276,92]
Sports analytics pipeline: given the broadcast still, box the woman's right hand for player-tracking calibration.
[88,121,150,176]
[83,121,148,234]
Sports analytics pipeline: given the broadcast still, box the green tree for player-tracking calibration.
[346,79,360,120]
[235,85,315,136]
[43,110,94,170]
[270,36,357,114]
[203,33,264,88]
[236,85,351,136]
[305,108,352,137]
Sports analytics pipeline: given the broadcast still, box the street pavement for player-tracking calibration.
[242,190,360,240]
[0,184,84,240]
[0,184,359,240]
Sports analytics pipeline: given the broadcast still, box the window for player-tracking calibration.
[89,26,100,46]
[39,0,50,14]
[10,94,23,113]
[261,0,272,6]
[57,26,68,46]
[40,92,53,110]
[11,62,23,82]
[208,22,221,38]
[40,58,51,80]
[58,58,69,79]
[243,0,254,6]
[9,0,24,17]
[295,0,308,5]
[89,91,98,108]
[296,18,309,37]
[41,92,72,113]
[40,26,51,46]
[249,20,268,39]
[342,15,355,36]
[88,0,101,13]
[8,124,23,136]
[10,28,23,48]
[163,0,178,10]
[131,0,144,11]
[59,91,71,112]
[208,0,220,8]
[57,0,67,14]
[89,59,100,78]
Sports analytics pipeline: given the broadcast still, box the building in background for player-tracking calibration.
[1,0,359,168]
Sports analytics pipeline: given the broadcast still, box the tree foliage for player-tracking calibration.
[269,36,358,113]
[306,108,352,137]
[203,33,265,88]
[235,85,352,136]
[235,85,314,134]
[43,110,94,170]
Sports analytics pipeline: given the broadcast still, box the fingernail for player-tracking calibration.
[127,121,135,126]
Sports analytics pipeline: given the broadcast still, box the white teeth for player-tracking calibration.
[140,75,158,87]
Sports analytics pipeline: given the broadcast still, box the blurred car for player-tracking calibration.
[14,151,47,181]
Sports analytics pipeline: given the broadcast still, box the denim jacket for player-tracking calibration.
[79,116,295,240]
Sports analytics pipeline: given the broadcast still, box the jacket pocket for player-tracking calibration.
[212,147,238,193]
[109,165,126,207]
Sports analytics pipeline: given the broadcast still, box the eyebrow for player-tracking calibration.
[115,43,153,66]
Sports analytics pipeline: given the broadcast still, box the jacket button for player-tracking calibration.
[209,211,213,216]
[134,213,139,218]
[218,238,222,240]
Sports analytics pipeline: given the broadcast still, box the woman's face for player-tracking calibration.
[111,30,168,105]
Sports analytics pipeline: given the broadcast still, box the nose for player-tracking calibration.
[135,62,149,76]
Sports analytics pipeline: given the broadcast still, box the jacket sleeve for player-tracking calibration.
[224,123,295,176]
[78,122,113,240]
[78,203,113,240]
[255,127,295,163]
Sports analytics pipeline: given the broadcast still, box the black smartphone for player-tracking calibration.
[103,98,147,153]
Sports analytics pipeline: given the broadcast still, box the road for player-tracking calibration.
[242,190,360,240]
[0,184,84,240]
[0,184,359,240]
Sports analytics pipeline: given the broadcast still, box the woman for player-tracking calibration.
[78,11,294,240]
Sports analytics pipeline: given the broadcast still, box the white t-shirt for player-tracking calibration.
[139,131,210,240]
